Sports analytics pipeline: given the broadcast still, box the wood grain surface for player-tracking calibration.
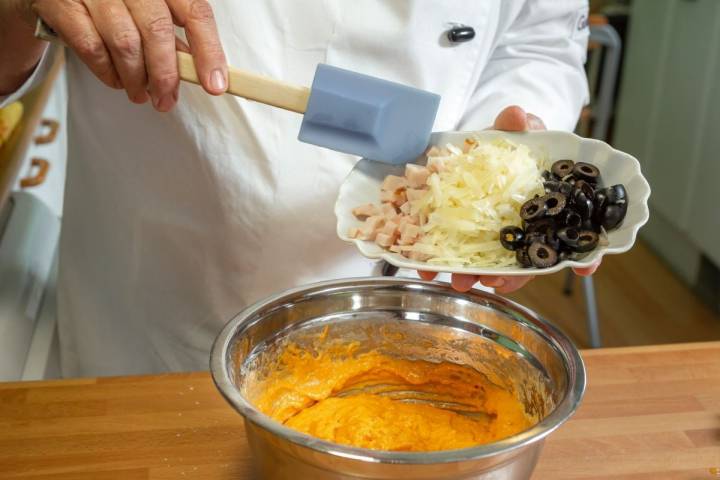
[0,342,718,479]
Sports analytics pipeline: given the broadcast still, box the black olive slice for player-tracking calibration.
[574,179,595,199]
[575,230,599,252]
[601,203,627,230]
[560,210,583,228]
[543,180,562,193]
[542,192,567,217]
[528,241,559,268]
[541,170,553,181]
[605,184,628,204]
[558,249,572,262]
[520,197,546,222]
[524,231,547,246]
[573,162,600,184]
[524,217,555,235]
[572,190,594,220]
[499,226,525,251]
[551,159,575,179]
[545,228,561,251]
[516,247,533,268]
[557,227,580,247]
[593,189,608,213]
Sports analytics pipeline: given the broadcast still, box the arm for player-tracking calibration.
[0,0,46,96]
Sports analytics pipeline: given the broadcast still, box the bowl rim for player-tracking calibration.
[210,277,586,465]
[335,129,652,276]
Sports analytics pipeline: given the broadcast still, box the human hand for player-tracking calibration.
[29,0,227,111]
[418,105,600,293]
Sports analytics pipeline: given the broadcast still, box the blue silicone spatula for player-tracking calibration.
[176,53,440,164]
[36,20,439,163]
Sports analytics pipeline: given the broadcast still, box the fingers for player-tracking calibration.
[35,0,122,89]
[450,274,480,292]
[573,263,600,277]
[83,0,149,104]
[167,0,227,95]
[125,0,179,111]
[479,275,534,294]
[492,105,547,132]
[493,106,529,131]
[417,271,438,281]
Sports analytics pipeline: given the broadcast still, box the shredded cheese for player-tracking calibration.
[404,137,545,267]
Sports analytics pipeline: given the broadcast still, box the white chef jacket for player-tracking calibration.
[3,0,589,377]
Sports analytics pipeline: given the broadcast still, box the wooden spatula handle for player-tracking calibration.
[176,52,310,114]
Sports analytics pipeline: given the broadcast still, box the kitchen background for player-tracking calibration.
[1,0,718,382]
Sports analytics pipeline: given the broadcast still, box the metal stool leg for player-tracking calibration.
[563,270,575,295]
[582,275,602,348]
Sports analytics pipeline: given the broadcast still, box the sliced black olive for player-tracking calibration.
[544,228,561,251]
[558,249,572,262]
[605,184,628,204]
[520,197,546,222]
[524,217,555,235]
[574,179,595,199]
[543,180,562,193]
[559,181,573,196]
[581,218,599,232]
[560,210,583,228]
[572,162,600,184]
[542,192,567,217]
[524,231,547,246]
[541,170,553,181]
[551,159,575,179]
[499,226,525,251]
[516,247,533,268]
[557,227,580,247]
[593,189,608,213]
[528,241,559,268]
[572,190,594,220]
[575,230,599,252]
[600,203,627,230]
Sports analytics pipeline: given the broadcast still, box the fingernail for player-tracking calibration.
[155,94,175,112]
[210,69,227,92]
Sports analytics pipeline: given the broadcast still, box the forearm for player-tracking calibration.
[0,0,46,95]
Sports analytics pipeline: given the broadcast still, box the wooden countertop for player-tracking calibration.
[0,342,718,479]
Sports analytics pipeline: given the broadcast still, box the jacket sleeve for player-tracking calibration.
[0,44,55,109]
[458,0,589,131]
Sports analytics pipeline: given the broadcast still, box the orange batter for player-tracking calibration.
[251,339,535,451]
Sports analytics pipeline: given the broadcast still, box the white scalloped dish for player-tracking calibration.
[335,130,651,276]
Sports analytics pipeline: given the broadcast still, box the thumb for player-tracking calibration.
[493,105,529,132]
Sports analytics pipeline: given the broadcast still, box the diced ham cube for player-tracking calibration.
[352,203,379,220]
[381,189,407,207]
[427,157,445,173]
[375,233,397,248]
[380,203,399,222]
[399,201,411,215]
[381,175,407,193]
[348,227,360,238]
[408,251,432,262]
[398,223,421,245]
[357,215,385,241]
[398,215,418,229]
[380,221,399,236]
[389,245,402,253]
[406,188,426,202]
[405,164,430,188]
[425,146,442,157]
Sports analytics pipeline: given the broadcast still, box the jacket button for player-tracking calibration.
[447,26,475,43]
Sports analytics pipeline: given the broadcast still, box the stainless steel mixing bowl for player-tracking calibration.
[210,278,585,479]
